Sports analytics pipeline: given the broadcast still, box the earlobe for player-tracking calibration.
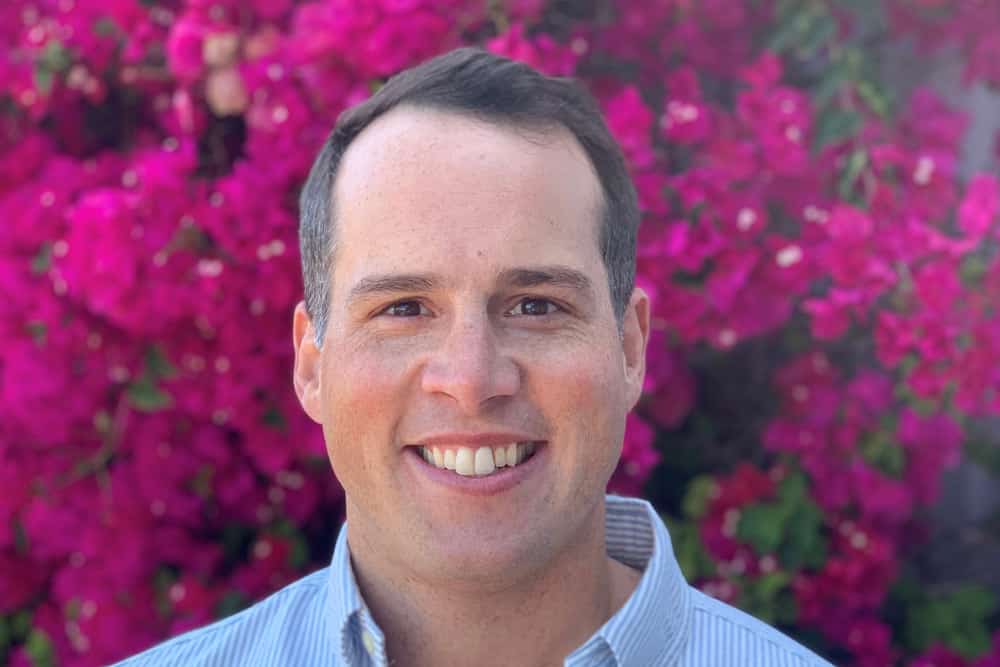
[292,301,323,424]
[622,287,651,411]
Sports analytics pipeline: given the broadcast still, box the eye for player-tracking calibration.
[380,300,429,317]
[509,298,561,317]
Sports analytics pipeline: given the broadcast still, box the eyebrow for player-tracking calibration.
[346,265,595,304]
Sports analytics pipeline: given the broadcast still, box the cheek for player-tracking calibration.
[541,345,627,465]
[319,345,412,476]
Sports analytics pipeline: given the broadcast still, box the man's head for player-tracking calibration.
[298,47,640,349]
[291,47,650,588]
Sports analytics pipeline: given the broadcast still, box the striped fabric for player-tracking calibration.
[112,495,833,666]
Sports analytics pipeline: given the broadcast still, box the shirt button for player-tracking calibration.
[361,630,376,656]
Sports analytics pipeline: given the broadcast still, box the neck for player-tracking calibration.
[347,504,641,667]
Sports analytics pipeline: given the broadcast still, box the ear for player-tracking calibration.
[292,301,323,424]
[621,286,651,412]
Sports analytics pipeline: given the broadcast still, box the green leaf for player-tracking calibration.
[737,502,789,555]
[145,344,177,379]
[93,17,119,37]
[126,376,174,412]
[811,64,850,108]
[31,243,52,275]
[191,464,214,499]
[152,567,177,619]
[262,405,288,432]
[961,254,989,285]
[25,628,54,667]
[221,523,253,563]
[738,572,794,625]
[813,108,862,151]
[125,345,178,412]
[856,78,892,119]
[33,66,54,95]
[0,616,10,658]
[665,516,717,581]
[25,321,46,346]
[777,470,808,503]
[682,475,718,520]
[859,428,905,478]
[13,519,29,555]
[837,148,868,202]
[215,590,249,619]
[780,500,828,570]
[33,42,73,95]
[904,585,998,658]
[767,4,823,54]
[795,13,836,60]
[11,611,32,641]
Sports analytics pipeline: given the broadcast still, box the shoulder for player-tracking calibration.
[110,568,335,667]
[680,587,834,667]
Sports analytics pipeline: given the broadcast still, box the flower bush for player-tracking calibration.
[2,1,1000,665]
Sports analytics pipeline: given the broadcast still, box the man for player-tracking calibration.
[116,47,832,666]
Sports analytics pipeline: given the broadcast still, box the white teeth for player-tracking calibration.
[474,447,495,475]
[454,448,475,476]
[418,442,538,476]
[506,443,518,467]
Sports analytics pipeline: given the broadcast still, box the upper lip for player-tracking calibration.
[411,432,545,448]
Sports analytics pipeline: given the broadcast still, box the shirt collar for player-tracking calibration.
[327,527,387,665]
[327,495,692,667]
[566,495,692,666]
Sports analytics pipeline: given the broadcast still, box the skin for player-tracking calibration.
[292,106,651,667]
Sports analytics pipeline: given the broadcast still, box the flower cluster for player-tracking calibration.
[2,1,1000,666]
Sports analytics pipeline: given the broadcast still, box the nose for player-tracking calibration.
[420,313,520,413]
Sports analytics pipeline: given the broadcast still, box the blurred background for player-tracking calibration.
[3,1,1000,665]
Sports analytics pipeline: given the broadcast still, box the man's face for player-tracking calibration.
[293,107,649,586]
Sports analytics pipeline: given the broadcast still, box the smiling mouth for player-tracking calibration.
[413,442,541,477]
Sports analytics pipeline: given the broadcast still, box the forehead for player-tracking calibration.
[330,106,605,290]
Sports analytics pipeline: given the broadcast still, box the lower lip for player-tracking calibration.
[403,444,546,496]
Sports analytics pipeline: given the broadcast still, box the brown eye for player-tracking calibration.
[511,298,559,316]
[383,301,426,317]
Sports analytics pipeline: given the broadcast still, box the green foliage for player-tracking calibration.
[665,515,717,582]
[270,519,311,570]
[859,423,905,478]
[127,376,174,412]
[152,567,177,619]
[25,628,54,667]
[33,42,72,94]
[0,617,9,665]
[261,404,289,432]
[767,0,837,59]
[127,344,177,412]
[903,585,998,658]
[814,108,862,151]
[737,470,827,570]
[739,572,797,626]
[681,475,719,520]
[145,344,177,379]
[30,243,52,275]
[215,590,249,619]
[739,502,786,554]
[837,148,869,203]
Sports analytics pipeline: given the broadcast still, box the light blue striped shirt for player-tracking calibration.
[113,495,833,666]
